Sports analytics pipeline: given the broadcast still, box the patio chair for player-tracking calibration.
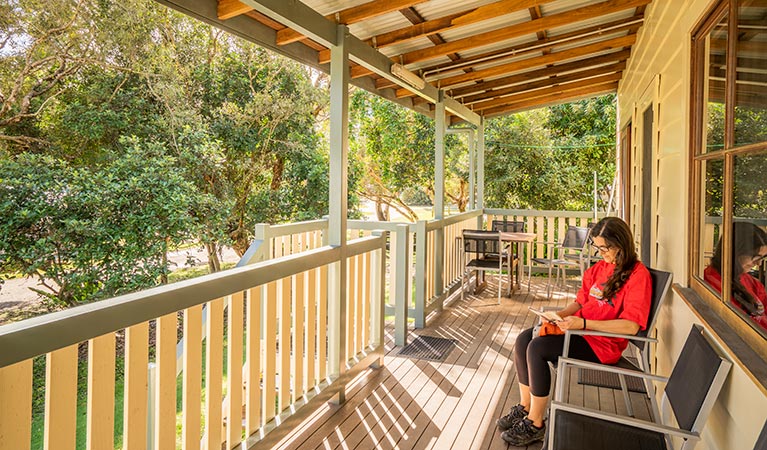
[530,225,590,297]
[491,219,526,232]
[563,222,602,267]
[755,419,767,450]
[461,230,510,303]
[547,324,732,450]
[559,267,673,419]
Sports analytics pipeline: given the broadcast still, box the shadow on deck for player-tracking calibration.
[273,277,652,450]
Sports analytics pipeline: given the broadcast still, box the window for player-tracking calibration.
[691,0,767,340]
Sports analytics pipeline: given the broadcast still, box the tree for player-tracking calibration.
[0,140,199,307]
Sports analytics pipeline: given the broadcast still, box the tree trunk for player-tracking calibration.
[206,241,222,273]
[270,156,284,190]
[376,200,389,221]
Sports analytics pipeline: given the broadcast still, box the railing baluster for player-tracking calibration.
[227,291,244,448]
[278,277,291,412]
[204,298,224,450]
[355,254,364,354]
[246,286,262,434]
[363,251,371,347]
[86,333,115,450]
[292,272,304,402]
[155,313,176,449]
[306,269,317,390]
[44,345,78,450]
[124,323,149,450]
[182,306,202,450]
[318,266,328,381]
[346,255,356,359]
[0,359,32,450]
[264,282,277,423]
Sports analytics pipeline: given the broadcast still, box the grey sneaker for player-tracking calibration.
[496,404,528,430]
[500,418,546,446]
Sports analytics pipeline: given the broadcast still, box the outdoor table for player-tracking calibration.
[499,231,536,293]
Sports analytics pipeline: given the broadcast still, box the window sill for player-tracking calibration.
[673,283,767,396]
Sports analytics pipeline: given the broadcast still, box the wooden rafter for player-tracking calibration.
[445,50,632,98]
[365,0,556,49]
[470,72,623,111]
[275,0,428,45]
[429,34,636,90]
[461,61,627,105]
[475,82,620,120]
[397,0,650,65]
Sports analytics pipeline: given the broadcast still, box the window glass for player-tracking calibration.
[703,13,728,153]
[734,0,767,146]
[700,158,724,286]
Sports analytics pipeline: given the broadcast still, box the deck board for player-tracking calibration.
[274,277,653,450]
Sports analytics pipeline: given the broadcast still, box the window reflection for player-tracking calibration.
[704,13,728,153]
[699,158,724,278]
[734,0,767,146]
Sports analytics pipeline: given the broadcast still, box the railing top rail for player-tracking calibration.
[483,208,609,219]
[0,234,385,368]
[426,209,482,231]
[260,218,328,237]
[348,219,416,233]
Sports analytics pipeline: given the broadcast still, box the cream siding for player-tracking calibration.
[617,1,767,449]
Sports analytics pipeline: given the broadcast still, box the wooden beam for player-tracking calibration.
[429,34,636,89]
[398,0,650,65]
[419,15,642,78]
[462,61,626,104]
[446,49,631,98]
[470,72,623,111]
[376,18,640,90]
[476,81,619,119]
[218,0,253,20]
[276,0,428,46]
[366,0,556,49]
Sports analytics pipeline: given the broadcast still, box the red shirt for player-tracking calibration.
[574,260,652,364]
[703,266,767,331]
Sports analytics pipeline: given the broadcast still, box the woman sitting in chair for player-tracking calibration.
[704,221,767,331]
[497,216,652,446]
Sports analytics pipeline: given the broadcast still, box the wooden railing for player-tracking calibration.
[0,208,609,450]
[0,235,386,450]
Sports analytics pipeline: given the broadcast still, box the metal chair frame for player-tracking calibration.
[531,226,590,297]
[461,230,511,303]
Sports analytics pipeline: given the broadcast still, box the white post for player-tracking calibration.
[433,96,445,310]
[393,224,410,345]
[477,118,485,228]
[328,24,349,405]
[468,129,476,210]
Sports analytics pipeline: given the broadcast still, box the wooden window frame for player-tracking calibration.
[688,0,767,363]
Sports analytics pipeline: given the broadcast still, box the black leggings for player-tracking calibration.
[514,327,600,397]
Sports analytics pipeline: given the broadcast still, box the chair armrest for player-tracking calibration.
[549,401,700,441]
[565,329,658,343]
[556,357,668,383]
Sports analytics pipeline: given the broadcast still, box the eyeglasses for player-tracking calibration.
[588,240,614,253]
[750,253,767,265]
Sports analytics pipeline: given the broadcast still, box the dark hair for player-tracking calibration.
[589,217,639,302]
[710,221,767,315]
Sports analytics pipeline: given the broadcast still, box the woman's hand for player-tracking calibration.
[556,315,585,331]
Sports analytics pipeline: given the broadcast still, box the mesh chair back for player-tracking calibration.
[561,226,590,250]
[665,325,730,431]
[754,420,767,450]
[463,230,502,255]
[635,268,673,340]
[491,220,525,232]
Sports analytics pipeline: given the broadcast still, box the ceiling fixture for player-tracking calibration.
[391,63,426,90]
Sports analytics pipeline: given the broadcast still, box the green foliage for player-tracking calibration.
[0,141,198,307]
[484,95,617,211]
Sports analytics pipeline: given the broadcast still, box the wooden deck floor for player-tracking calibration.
[273,277,653,450]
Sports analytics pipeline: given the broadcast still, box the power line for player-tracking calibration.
[485,141,616,150]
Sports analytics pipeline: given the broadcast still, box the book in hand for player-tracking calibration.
[528,307,562,323]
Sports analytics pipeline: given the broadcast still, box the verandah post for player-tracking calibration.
[327,23,349,405]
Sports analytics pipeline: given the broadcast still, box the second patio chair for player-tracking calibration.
[461,230,510,303]
[531,225,590,297]
[559,267,673,419]
[548,324,732,450]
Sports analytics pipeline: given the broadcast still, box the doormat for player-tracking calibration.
[577,368,647,393]
[398,335,457,362]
